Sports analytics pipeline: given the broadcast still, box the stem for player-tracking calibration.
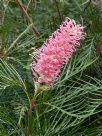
[26,83,39,136]
[7,24,32,53]
[54,0,62,22]
[26,96,35,136]
[26,0,32,11]
[26,83,48,135]
[2,1,9,25]
[15,0,40,37]
[83,0,91,13]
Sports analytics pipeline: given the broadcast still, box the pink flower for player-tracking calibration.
[32,17,85,84]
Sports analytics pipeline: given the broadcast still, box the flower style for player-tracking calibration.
[31,17,85,84]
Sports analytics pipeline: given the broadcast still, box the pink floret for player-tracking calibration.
[32,17,85,84]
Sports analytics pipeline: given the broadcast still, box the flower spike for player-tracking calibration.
[32,18,85,84]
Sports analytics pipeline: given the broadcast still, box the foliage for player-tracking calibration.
[0,0,102,135]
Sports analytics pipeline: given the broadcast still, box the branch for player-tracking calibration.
[54,0,63,22]
[15,0,40,37]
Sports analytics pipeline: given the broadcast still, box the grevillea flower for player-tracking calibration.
[32,17,85,84]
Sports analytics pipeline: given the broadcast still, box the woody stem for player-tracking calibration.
[15,0,40,37]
